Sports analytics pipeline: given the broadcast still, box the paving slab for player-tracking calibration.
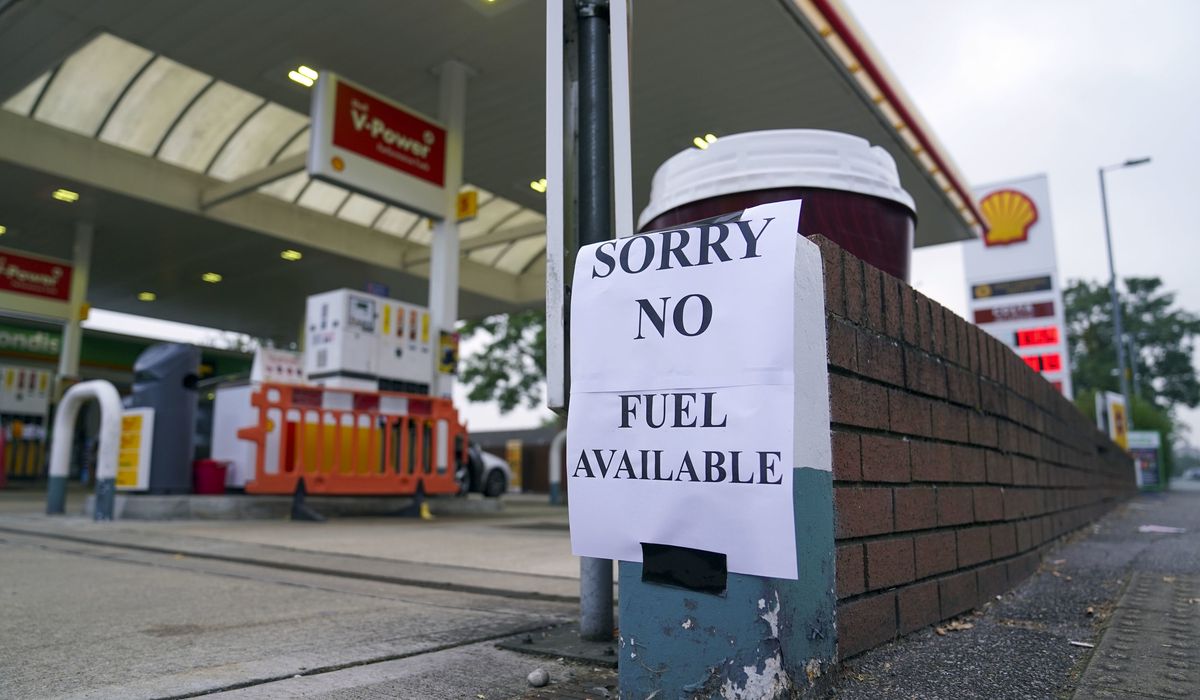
[1074,572,1200,700]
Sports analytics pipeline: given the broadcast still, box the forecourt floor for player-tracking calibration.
[0,494,610,699]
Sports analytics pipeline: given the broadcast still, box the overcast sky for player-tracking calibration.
[844,0,1200,440]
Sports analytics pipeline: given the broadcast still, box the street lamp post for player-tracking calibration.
[1098,157,1150,428]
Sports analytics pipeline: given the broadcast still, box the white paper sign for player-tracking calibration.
[567,200,830,580]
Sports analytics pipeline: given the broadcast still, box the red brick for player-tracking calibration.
[844,251,866,325]
[937,486,974,526]
[857,330,904,386]
[931,402,970,443]
[864,265,884,332]
[980,381,1006,416]
[1014,520,1033,552]
[953,445,986,482]
[916,295,933,352]
[835,487,894,538]
[889,390,933,437]
[915,531,957,578]
[1003,489,1032,520]
[956,526,991,567]
[1005,551,1039,586]
[894,487,937,532]
[911,441,953,482]
[942,307,961,365]
[830,374,889,430]
[947,365,979,408]
[901,286,920,347]
[905,348,948,398]
[808,235,845,317]
[827,317,857,371]
[939,570,978,618]
[866,537,915,590]
[957,320,974,372]
[883,274,903,339]
[985,451,1013,484]
[930,299,947,357]
[968,411,999,447]
[1012,456,1036,485]
[976,562,1009,603]
[832,431,861,481]
[861,434,911,483]
[837,593,896,659]
[837,544,865,599]
[973,486,1005,522]
[990,523,1017,558]
[898,580,940,634]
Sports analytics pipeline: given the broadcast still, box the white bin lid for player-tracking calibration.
[638,129,916,230]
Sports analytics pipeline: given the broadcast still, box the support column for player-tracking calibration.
[56,221,92,393]
[429,60,471,399]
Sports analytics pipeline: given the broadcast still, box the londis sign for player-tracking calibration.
[0,248,72,302]
[309,73,447,218]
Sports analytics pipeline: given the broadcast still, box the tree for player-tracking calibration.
[1063,277,1200,412]
[457,309,547,412]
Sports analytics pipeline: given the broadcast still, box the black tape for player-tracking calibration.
[640,542,727,595]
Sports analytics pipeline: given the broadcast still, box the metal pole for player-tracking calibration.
[576,0,613,643]
[1099,167,1133,427]
[429,60,471,400]
[57,221,93,392]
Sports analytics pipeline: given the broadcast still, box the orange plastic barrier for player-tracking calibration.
[237,383,467,496]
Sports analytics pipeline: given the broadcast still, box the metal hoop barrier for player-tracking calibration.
[237,383,467,496]
[46,380,123,520]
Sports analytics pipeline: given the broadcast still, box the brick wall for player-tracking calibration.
[808,236,1136,659]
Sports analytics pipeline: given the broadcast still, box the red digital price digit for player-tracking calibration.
[1014,325,1060,347]
[1022,355,1041,371]
[1041,353,1062,372]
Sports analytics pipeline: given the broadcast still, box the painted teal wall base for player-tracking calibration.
[618,467,836,699]
[93,478,115,521]
[46,475,67,514]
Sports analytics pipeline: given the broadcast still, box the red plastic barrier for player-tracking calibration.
[237,383,466,496]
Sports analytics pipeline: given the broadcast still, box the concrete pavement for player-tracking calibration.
[0,492,616,699]
[4,485,1199,698]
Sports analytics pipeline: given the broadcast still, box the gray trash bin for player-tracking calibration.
[129,343,201,494]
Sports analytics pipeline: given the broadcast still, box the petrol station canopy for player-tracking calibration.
[0,0,980,344]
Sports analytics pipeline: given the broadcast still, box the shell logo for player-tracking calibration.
[980,189,1038,247]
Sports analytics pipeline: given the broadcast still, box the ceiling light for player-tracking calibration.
[297,65,318,81]
[0,225,6,235]
[693,137,709,150]
[705,133,717,144]
[288,69,315,87]
[201,272,222,283]
[280,249,303,261]
[530,178,547,193]
[137,291,156,302]
[52,188,79,203]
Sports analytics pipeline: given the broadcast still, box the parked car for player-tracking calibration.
[1183,467,1200,481]
[460,441,511,498]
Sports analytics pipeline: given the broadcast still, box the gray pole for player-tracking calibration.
[1099,167,1133,427]
[576,0,614,643]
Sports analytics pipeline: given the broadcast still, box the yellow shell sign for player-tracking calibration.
[980,189,1038,247]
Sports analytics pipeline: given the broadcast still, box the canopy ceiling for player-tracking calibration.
[0,0,978,343]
